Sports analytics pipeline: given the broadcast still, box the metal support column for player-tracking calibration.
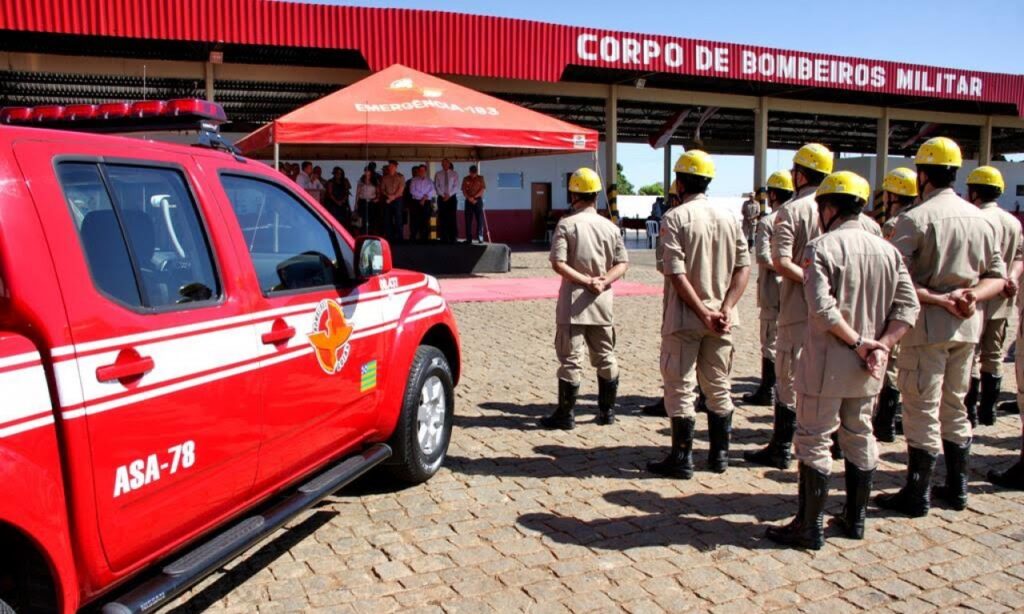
[605,84,619,224]
[979,116,993,165]
[875,108,890,188]
[753,97,768,190]
[204,62,215,102]
[663,145,673,196]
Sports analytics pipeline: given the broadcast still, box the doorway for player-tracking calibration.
[531,182,551,242]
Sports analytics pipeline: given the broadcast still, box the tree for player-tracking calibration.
[638,182,664,196]
[615,162,635,195]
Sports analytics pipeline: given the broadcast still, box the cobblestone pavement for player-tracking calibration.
[165,248,1024,614]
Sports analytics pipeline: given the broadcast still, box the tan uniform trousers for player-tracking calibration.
[972,317,1008,378]
[898,341,974,454]
[1015,332,1024,437]
[884,343,900,390]
[555,324,618,385]
[662,329,735,418]
[774,323,805,408]
[795,394,878,475]
[760,318,777,361]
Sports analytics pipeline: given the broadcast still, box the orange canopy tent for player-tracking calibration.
[237,64,599,163]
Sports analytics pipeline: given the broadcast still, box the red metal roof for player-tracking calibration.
[3,0,1023,115]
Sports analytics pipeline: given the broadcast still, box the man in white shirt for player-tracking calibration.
[434,159,460,244]
[409,165,437,242]
[295,161,324,203]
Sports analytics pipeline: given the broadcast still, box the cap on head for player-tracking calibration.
[568,167,603,194]
[766,170,794,192]
[673,150,715,178]
[967,165,1005,191]
[914,136,962,168]
[816,171,871,203]
[882,167,918,197]
[793,143,834,174]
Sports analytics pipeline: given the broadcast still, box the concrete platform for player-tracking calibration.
[392,242,511,275]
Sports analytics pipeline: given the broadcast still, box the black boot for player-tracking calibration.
[965,377,980,428]
[597,376,618,425]
[742,357,776,406]
[988,446,1024,490]
[835,461,873,539]
[766,463,829,550]
[998,400,1020,415]
[978,373,1001,427]
[875,446,937,517]
[641,397,667,417]
[873,385,900,443]
[646,416,695,479]
[707,411,733,473]
[932,439,971,510]
[744,402,795,469]
[830,432,844,460]
[539,380,578,430]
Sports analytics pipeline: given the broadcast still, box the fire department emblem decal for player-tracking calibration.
[307,299,353,375]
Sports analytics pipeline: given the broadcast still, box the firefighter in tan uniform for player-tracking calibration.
[745,143,882,470]
[766,172,919,550]
[874,167,920,442]
[877,137,1005,517]
[541,168,629,429]
[647,150,750,478]
[742,171,793,406]
[989,238,1024,490]
[963,166,1022,427]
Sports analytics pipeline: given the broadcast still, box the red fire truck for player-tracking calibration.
[0,99,460,613]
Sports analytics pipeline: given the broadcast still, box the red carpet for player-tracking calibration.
[439,276,661,303]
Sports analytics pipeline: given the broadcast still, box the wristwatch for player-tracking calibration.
[848,336,863,351]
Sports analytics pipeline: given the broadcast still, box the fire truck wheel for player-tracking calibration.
[386,345,455,484]
[0,598,14,614]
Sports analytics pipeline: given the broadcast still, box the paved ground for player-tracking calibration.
[165,248,1024,614]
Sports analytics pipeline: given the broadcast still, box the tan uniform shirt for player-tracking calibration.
[891,187,1006,347]
[462,174,486,202]
[755,210,780,320]
[797,219,920,398]
[550,208,629,326]
[773,186,882,328]
[742,200,759,233]
[978,201,1022,320]
[380,173,405,202]
[660,194,750,335]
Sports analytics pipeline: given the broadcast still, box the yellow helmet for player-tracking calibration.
[967,165,1005,191]
[674,150,715,178]
[914,136,962,168]
[568,167,603,193]
[816,171,871,203]
[882,167,918,197]
[766,170,794,192]
[793,143,834,174]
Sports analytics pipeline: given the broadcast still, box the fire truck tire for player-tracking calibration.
[386,345,455,484]
[0,598,15,614]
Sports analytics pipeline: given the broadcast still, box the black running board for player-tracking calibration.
[102,443,391,614]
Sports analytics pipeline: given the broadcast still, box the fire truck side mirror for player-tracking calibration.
[356,236,393,279]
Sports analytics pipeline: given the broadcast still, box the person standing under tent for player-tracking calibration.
[380,161,406,243]
[434,159,460,244]
[355,166,378,235]
[409,165,437,242]
[463,165,487,243]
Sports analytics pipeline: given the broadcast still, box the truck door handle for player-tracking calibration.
[96,356,155,383]
[261,325,296,345]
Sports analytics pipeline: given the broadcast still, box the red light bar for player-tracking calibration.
[166,98,227,122]
[65,104,99,121]
[98,103,131,119]
[1,107,33,124]
[131,100,167,118]
[32,106,65,122]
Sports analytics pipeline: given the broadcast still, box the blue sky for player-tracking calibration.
[308,1,1023,195]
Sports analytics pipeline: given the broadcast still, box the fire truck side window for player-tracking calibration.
[56,162,221,309]
[220,174,354,294]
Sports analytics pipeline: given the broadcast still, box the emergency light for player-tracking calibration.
[0,98,228,130]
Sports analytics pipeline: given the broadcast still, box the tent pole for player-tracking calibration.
[273,142,280,170]
[478,159,491,244]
